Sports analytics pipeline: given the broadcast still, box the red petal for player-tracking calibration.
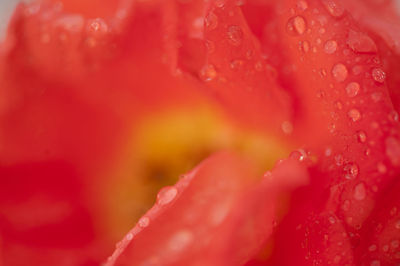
[105,153,308,266]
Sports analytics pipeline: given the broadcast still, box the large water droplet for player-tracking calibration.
[346,82,360,97]
[368,244,377,252]
[332,63,348,82]
[372,68,386,83]
[324,40,338,54]
[87,18,108,33]
[321,0,345,17]
[287,16,307,35]
[354,183,366,201]
[227,25,243,46]
[157,186,178,206]
[347,30,377,53]
[348,108,361,122]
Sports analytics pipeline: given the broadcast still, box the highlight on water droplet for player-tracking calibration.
[347,30,377,53]
[321,0,345,18]
[353,182,366,201]
[344,163,359,180]
[126,233,133,241]
[345,82,360,97]
[157,186,178,206]
[227,25,243,46]
[138,216,150,228]
[324,40,338,54]
[199,64,217,82]
[348,108,361,122]
[287,16,307,36]
[372,68,386,83]
[332,63,348,82]
[357,131,367,143]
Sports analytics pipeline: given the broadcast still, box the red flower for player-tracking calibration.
[1,0,400,265]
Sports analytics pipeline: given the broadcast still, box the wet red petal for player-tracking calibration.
[105,153,308,266]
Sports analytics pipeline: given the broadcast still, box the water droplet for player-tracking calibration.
[126,233,133,240]
[383,245,389,252]
[87,18,108,33]
[324,40,338,54]
[230,59,244,70]
[395,220,400,229]
[346,82,360,97]
[301,41,310,53]
[335,154,344,166]
[389,111,399,122]
[205,11,218,30]
[369,244,377,252]
[332,63,348,82]
[290,150,307,161]
[342,200,350,211]
[347,30,377,53]
[281,121,294,134]
[138,216,150,228]
[328,216,336,224]
[287,16,307,35]
[200,64,217,81]
[357,131,367,143]
[227,25,243,46]
[321,0,345,17]
[372,68,386,83]
[157,186,178,206]
[377,162,387,174]
[335,100,343,110]
[370,260,381,266]
[354,183,366,200]
[385,137,400,166]
[168,230,193,252]
[297,0,309,11]
[391,240,400,249]
[344,163,359,180]
[348,108,361,122]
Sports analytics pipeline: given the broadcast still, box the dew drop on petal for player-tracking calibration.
[372,68,386,83]
[395,220,400,229]
[287,16,307,35]
[281,121,294,134]
[227,25,243,46]
[377,162,387,174]
[348,108,361,122]
[344,163,359,180]
[138,216,150,228]
[126,233,133,240]
[346,82,360,97]
[324,40,338,54]
[357,131,367,143]
[205,11,218,30]
[354,183,366,201]
[168,230,193,252]
[369,244,377,252]
[297,0,309,11]
[342,199,350,211]
[332,63,348,82]
[302,41,310,53]
[347,30,377,53]
[370,260,381,266]
[385,137,400,166]
[200,64,217,82]
[157,186,178,206]
[321,0,345,17]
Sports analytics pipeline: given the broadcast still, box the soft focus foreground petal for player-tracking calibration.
[0,1,220,265]
[200,0,292,133]
[105,153,308,266]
